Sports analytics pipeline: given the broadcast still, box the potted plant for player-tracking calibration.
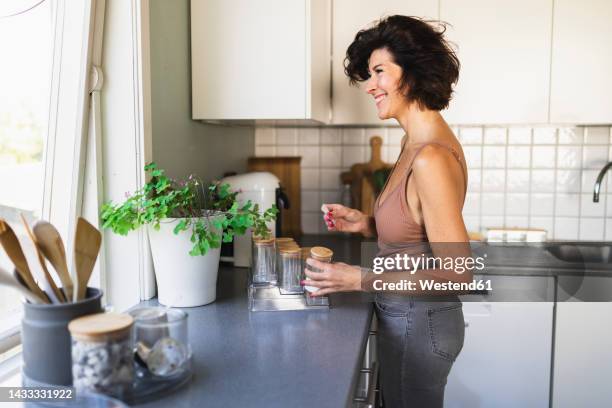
[101,163,277,307]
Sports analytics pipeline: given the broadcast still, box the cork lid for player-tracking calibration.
[275,237,295,244]
[279,246,301,255]
[310,246,333,261]
[253,237,275,246]
[68,312,133,341]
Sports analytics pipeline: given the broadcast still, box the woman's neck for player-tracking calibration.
[396,103,447,146]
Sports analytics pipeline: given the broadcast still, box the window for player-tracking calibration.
[0,0,55,341]
[0,0,99,355]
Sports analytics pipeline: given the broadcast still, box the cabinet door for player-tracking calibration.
[192,0,307,120]
[553,276,612,408]
[445,301,553,408]
[550,0,612,124]
[440,0,552,125]
[331,0,438,125]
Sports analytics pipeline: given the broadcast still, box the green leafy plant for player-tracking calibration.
[100,163,278,256]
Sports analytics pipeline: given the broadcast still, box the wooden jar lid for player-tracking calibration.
[279,246,301,255]
[69,312,133,341]
[275,237,295,243]
[310,246,333,261]
[253,237,275,246]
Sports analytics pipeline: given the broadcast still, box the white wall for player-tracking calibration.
[149,0,254,182]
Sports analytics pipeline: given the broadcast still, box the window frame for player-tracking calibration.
[0,0,102,355]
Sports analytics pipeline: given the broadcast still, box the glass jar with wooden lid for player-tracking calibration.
[68,312,134,398]
[304,247,333,306]
[278,245,303,294]
[251,237,276,285]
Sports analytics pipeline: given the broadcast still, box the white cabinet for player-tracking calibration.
[440,0,552,125]
[191,0,330,122]
[553,277,612,408]
[550,0,612,124]
[445,301,554,408]
[331,0,439,125]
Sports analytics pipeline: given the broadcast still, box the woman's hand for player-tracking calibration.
[321,203,374,236]
[302,258,362,297]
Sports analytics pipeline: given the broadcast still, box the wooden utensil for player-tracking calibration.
[74,217,102,301]
[33,220,74,301]
[19,214,66,303]
[0,266,46,304]
[0,219,50,303]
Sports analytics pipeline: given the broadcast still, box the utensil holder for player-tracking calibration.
[21,287,103,386]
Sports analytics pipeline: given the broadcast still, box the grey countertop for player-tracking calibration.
[136,235,373,408]
[135,235,611,406]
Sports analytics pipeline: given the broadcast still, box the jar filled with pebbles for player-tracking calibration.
[68,313,134,398]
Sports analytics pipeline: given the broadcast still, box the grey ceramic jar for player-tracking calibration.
[21,287,103,386]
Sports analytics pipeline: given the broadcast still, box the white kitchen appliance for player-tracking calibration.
[220,172,279,267]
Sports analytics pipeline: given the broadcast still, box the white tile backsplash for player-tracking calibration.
[342,146,365,168]
[298,128,320,145]
[533,127,557,144]
[555,194,581,217]
[459,127,483,144]
[506,170,530,193]
[532,146,556,168]
[342,128,365,145]
[583,146,609,169]
[579,218,604,241]
[484,127,507,144]
[254,125,612,240]
[507,146,531,168]
[584,126,610,144]
[482,146,506,168]
[276,128,297,145]
[298,146,320,167]
[320,128,341,145]
[558,127,583,144]
[554,217,579,240]
[508,127,531,144]
[320,146,342,168]
[557,146,582,169]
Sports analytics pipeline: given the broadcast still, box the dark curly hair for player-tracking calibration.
[344,15,460,111]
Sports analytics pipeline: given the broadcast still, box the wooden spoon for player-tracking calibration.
[19,214,66,303]
[74,217,102,301]
[0,219,50,303]
[33,220,74,301]
[0,266,46,304]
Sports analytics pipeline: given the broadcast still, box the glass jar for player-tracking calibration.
[304,246,333,306]
[68,313,134,399]
[278,246,303,294]
[129,307,191,378]
[252,238,276,285]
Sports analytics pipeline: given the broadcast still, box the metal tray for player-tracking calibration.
[248,284,329,311]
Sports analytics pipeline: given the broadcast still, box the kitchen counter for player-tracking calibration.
[136,235,374,408]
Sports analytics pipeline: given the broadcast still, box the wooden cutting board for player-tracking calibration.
[341,136,393,216]
[247,157,302,236]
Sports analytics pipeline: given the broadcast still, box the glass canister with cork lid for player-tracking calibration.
[304,246,333,306]
[251,237,276,285]
[278,245,303,294]
[68,312,134,398]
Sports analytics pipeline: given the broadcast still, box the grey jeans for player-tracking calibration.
[374,294,465,408]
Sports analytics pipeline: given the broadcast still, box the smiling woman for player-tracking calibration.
[306,15,470,408]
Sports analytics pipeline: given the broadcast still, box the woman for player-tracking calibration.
[303,16,472,407]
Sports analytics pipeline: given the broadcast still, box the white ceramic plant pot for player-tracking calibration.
[147,215,222,307]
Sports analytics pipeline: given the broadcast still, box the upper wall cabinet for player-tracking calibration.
[191,0,330,122]
[331,0,439,125]
[440,0,552,125]
[550,0,612,124]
